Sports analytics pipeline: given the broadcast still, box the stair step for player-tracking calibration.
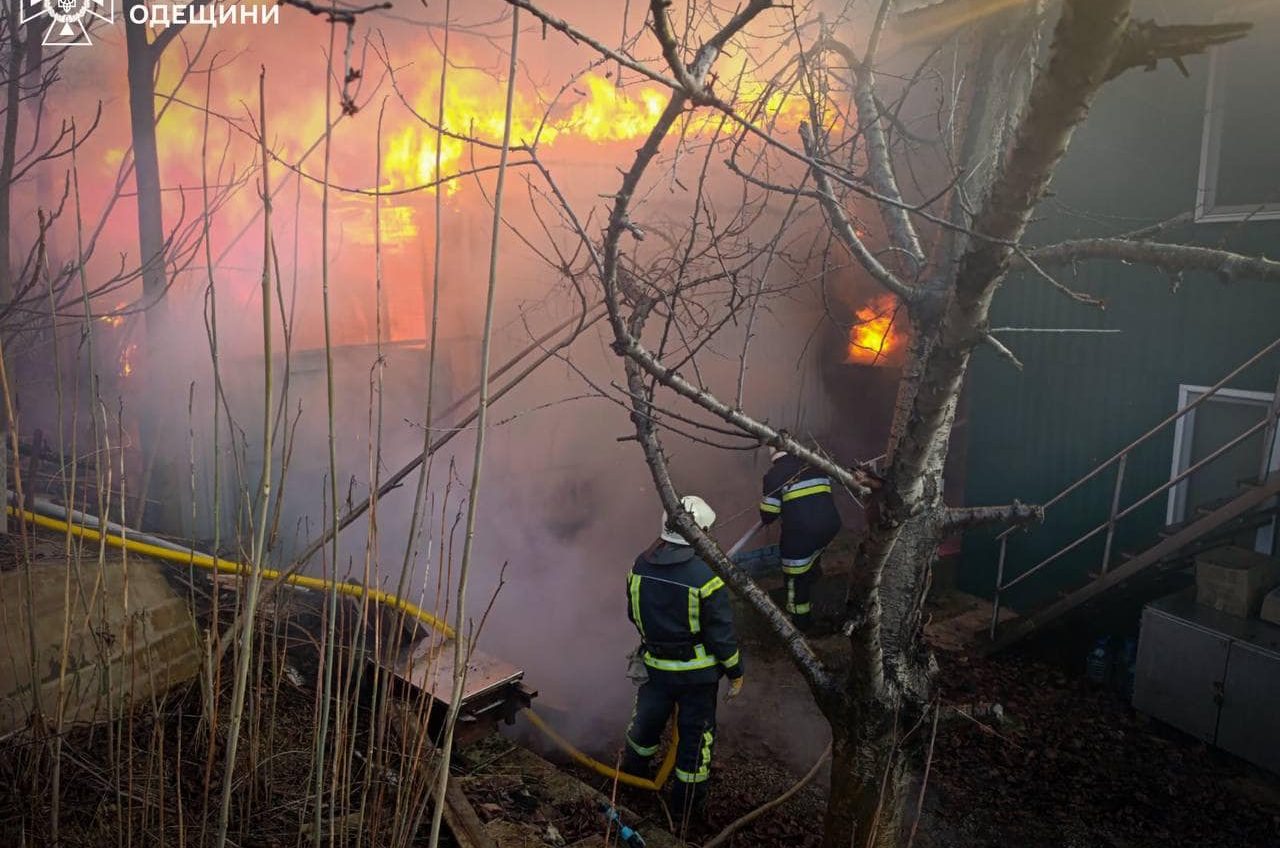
[1238,475,1269,489]
[1159,492,1273,532]
[987,470,1280,655]
[1195,495,1238,516]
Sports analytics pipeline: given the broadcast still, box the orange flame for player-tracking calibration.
[379,66,810,195]
[119,343,137,378]
[847,294,901,365]
[99,302,128,328]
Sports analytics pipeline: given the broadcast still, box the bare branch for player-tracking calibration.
[619,334,876,495]
[1015,246,1106,308]
[648,0,701,93]
[801,123,918,303]
[981,332,1023,370]
[502,0,684,90]
[943,501,1043,532]
[277,0,392,24]
[1108,18,1251,80]
[813,25,927,271]
[1024,238,1280,284]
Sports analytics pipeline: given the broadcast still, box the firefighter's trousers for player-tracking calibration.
[622,677,718,812]
[781,550,824,628]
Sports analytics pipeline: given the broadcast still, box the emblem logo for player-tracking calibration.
[22,0,115,47]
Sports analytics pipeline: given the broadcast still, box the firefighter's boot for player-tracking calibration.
[668,778,709,823]
[620,749,654,780]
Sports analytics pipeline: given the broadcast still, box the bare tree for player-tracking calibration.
[122,3,219,529]
[484,1,1270,845]
[0,7,83,308]
[124,1,209,318]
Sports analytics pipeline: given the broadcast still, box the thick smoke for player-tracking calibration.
[13,1,895,760]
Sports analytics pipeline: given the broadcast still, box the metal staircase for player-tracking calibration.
[986,336,1280,653]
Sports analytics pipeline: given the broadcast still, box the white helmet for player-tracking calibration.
[660,495,717,545]
[770,448,787,462]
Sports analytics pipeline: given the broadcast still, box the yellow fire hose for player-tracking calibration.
[522,707,676,791]
[7,504,676,791]
[8,505,456,638]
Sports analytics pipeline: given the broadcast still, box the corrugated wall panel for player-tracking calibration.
[960,8,1280,609]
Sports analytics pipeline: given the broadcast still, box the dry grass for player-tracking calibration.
[0,591,454,848]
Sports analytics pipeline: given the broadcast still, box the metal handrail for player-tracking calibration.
[993,335,1280,542]
[999,414,1274,593]
[989,334,1280,637]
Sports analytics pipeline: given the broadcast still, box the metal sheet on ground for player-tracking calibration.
[391,632,524,709]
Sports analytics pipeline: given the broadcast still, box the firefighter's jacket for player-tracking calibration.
[759,453,841,567]
[626,541,743,685]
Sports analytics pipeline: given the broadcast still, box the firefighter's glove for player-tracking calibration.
[725,676,744,701]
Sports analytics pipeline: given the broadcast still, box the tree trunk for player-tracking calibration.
[125,7,167,319]
[822,691,916,848]
[830,505,944,848]
[125,8,184,530]
[829,5,1133,844]
[0,7,25,305]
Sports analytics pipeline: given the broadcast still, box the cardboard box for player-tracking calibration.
[1195,547,1280,619]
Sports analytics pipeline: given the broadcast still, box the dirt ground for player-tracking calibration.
[5,510,1277,847]
[552,592,1280,848]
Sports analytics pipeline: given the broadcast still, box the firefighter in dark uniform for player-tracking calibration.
[620,495,743,818]
[759,448,841,631]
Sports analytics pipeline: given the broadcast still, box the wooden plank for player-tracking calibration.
[1,431,7,535]
[392,701,499,848]
[443,778,498,848]
[989,473,1280,653]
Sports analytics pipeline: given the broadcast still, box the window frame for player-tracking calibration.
[1194,0,1280,223]
[1167,383,1279,555]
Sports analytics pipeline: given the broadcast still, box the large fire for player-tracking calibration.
[381,66,810,196]
[847,294,901,365]
[46,18,826,351]
[381,71,671,195]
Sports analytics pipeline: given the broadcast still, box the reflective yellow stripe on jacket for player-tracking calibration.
[633,572,731,673]
[642,644,718,672]
[780,476,833,501]
[628,573,645,638]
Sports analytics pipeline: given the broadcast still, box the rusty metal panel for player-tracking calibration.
[391,631,523,711]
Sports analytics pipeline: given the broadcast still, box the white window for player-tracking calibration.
[1195,1,1280,222]
[1168,384,1279,554]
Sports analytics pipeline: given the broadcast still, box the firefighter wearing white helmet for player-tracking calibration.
[621,494,743,820]
[659,494,717,544]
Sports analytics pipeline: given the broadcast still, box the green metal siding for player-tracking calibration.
[959,34,1280,609]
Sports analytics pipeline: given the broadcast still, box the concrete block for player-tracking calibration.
[1195,546,1280,619]
[0,555,202,736]
[1261,586,1280,626]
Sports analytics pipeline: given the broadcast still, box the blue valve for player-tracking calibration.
[600,803,646,848]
